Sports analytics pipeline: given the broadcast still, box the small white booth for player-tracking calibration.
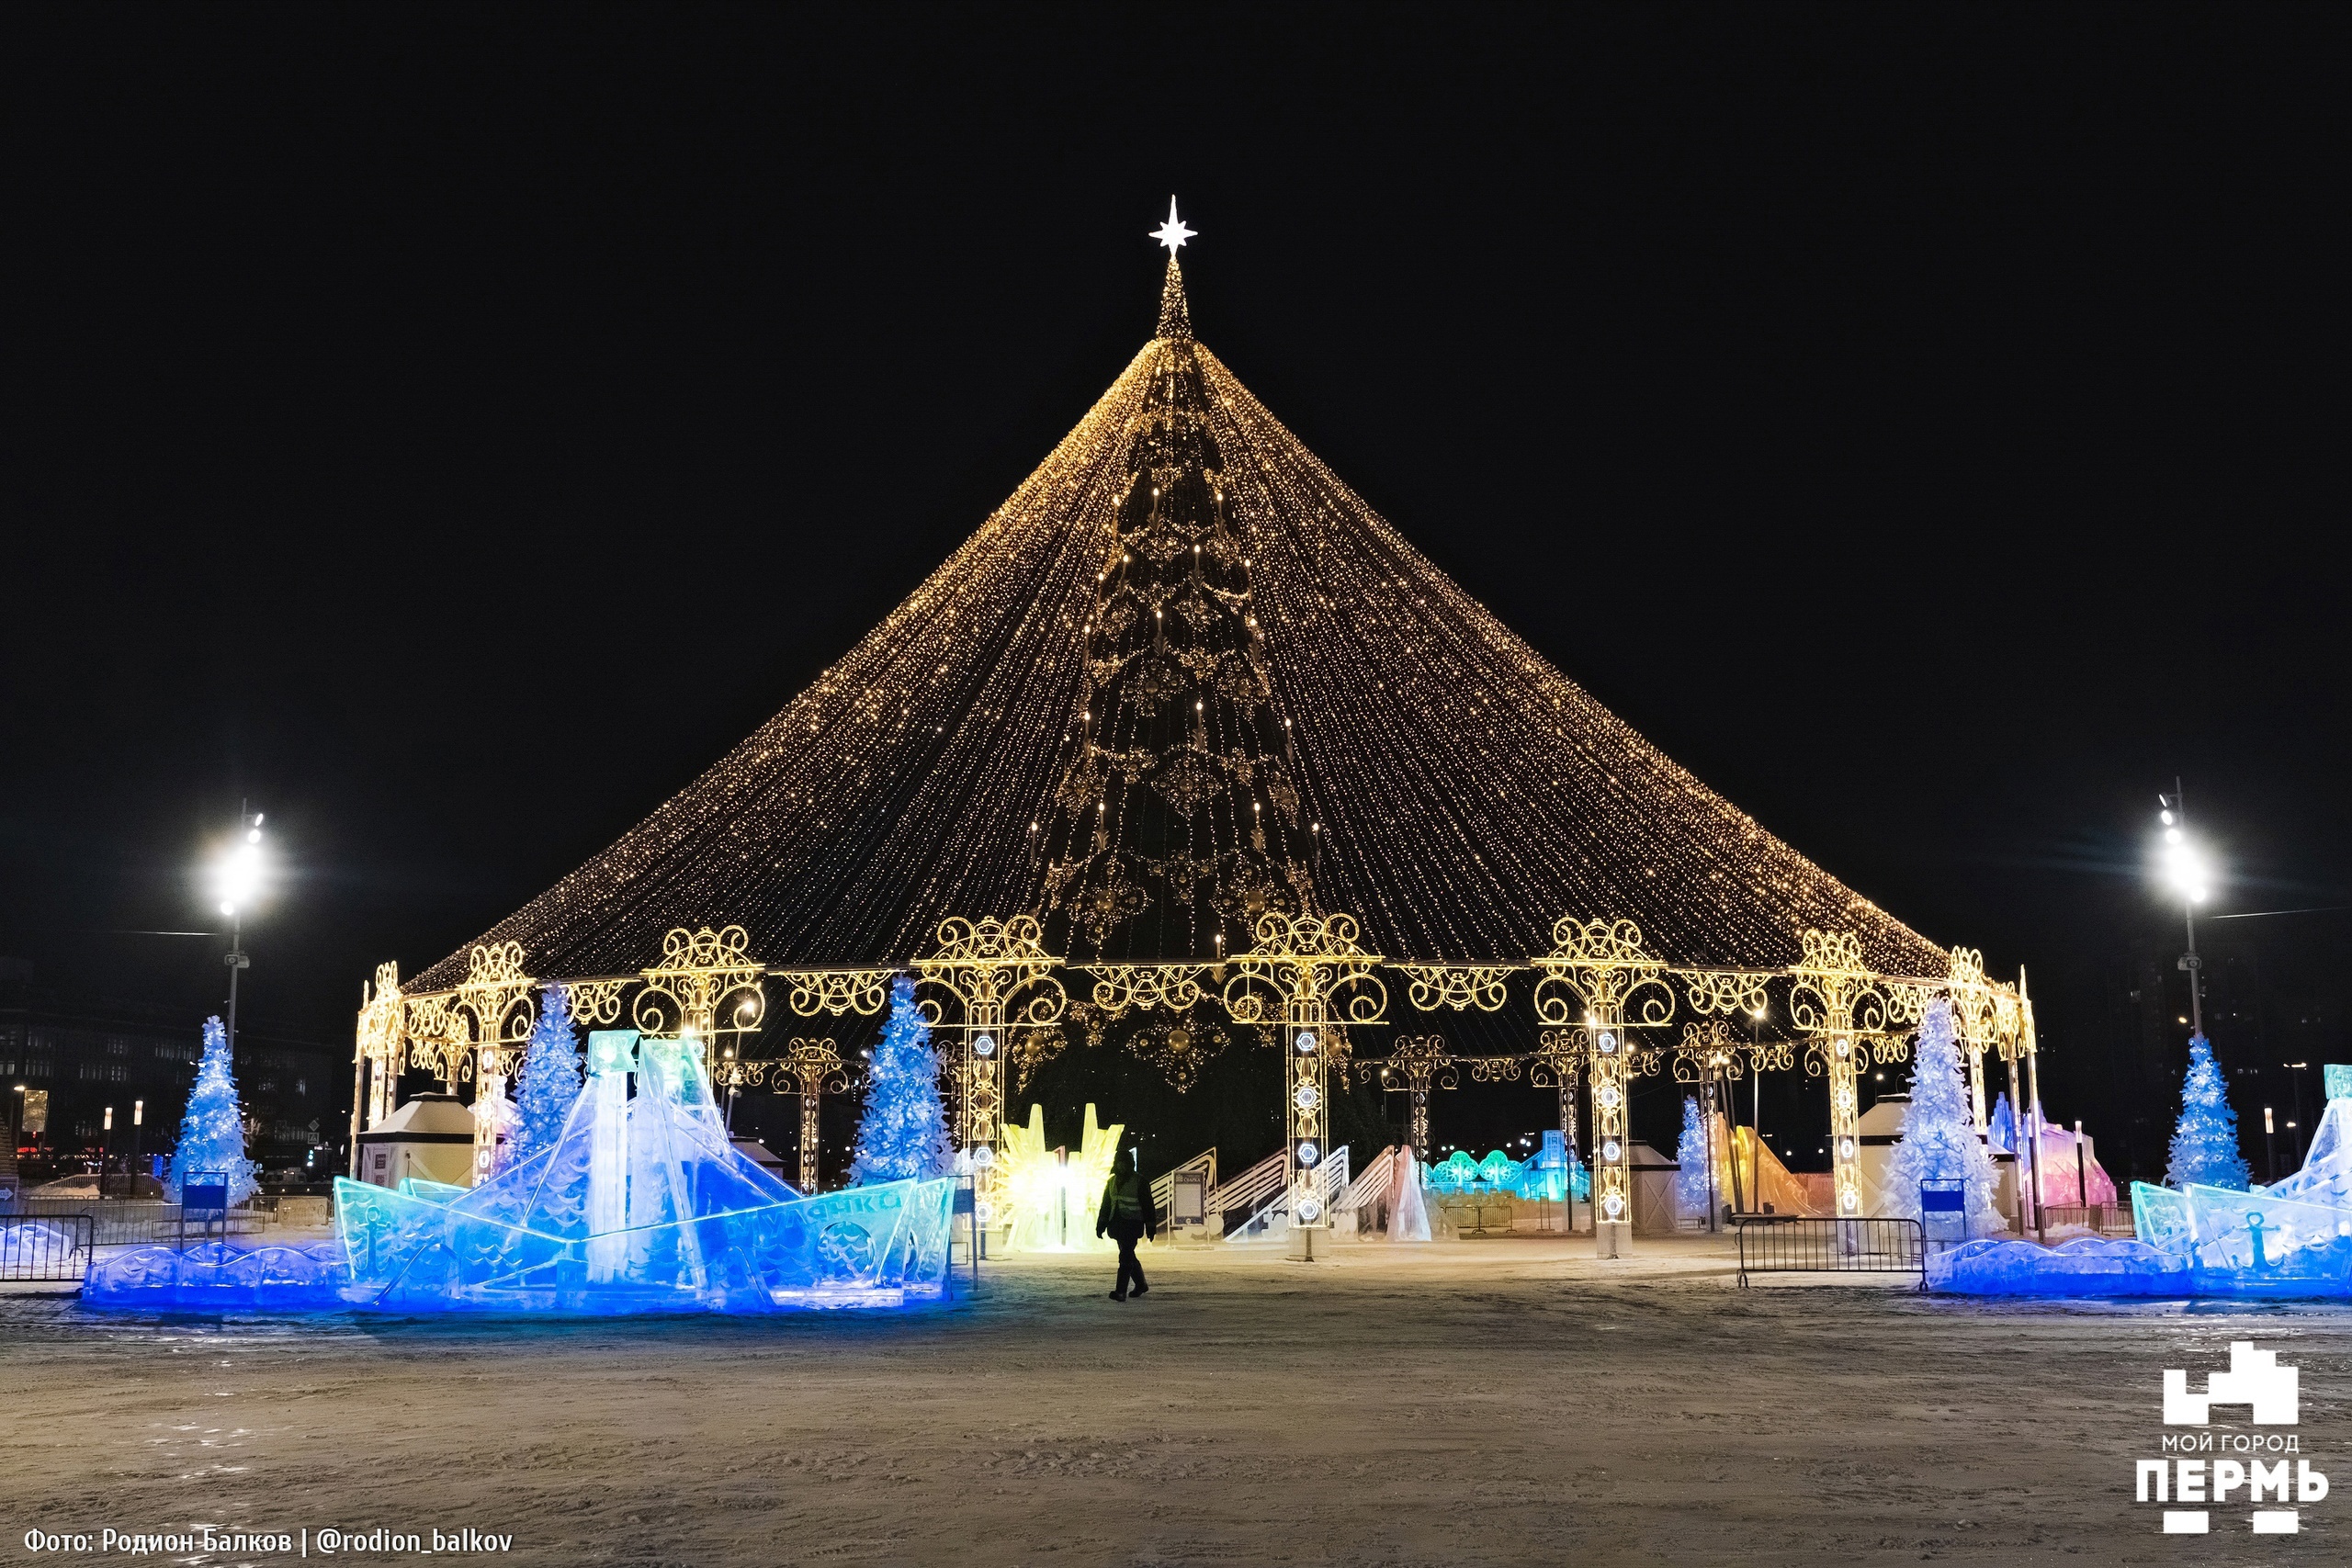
[355,1092,479,1189]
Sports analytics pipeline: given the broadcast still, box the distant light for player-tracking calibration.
[2160,808,2176,826]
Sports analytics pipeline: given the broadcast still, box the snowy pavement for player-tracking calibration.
[5,1235,2347,1564]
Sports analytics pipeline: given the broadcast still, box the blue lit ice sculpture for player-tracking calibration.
[86,1028,956,1314]
[1524,1129,1588,1203]
[1934,1076,2352,1298]
[334,1030,956,1312]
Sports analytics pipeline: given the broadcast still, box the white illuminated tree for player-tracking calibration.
[1884,1000,2002,1235]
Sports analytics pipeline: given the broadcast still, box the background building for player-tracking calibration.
[0,956,344,1182]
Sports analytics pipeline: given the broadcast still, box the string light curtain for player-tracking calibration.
[412,258,1943,993]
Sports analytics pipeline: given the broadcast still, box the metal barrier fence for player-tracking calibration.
[1735,1215,1926,1289]
[5,1199,268,1247]
[2035,1202,2135,1236]
[1,1214,96,1283]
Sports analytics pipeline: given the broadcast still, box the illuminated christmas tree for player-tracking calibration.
[1674,1095,1712,1217]
[165,1015,257,1205]
[1038,254,1312,962]
[2166,1034,2251,1190]
[1884,1000,2002,1234]
[511,984,582,1163]
[848,978,953,1185]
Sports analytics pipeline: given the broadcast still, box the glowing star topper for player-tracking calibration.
[1149,197,1195,254]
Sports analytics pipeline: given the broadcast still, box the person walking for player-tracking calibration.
[1096,1134,1158,1301]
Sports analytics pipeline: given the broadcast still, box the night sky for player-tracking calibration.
[5,7,2343,1173]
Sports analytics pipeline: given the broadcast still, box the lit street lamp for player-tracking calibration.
[2155,782,2209,1037]
[208,804,268,1074]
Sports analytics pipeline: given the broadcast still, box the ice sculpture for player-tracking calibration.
[1988,1094,2120,1207]
[997,1102,1120,1253]
[2131,1180,2194,1254]
[1522,1129,1589,1203]
[85,1239,350,1311]
[2182,1184,2352,1273]
[1928,1236,2190,1297]
[1942,1089,2352,1298]
[1430,1149,1524,1193]
[88,1028,956,1315]
[2263,1098,2352,1209]
[1386,1146,1430,1242]
[1730,1126,1819,1216]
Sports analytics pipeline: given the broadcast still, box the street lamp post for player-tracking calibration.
[130,1099,144,1196]
[2156,782,2208,1037]
[211,805,266,1075]
[2285,1062,2310,1165]
[103,1104,115,1197]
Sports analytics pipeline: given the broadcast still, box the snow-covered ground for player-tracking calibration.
[5,1234,2346,1564]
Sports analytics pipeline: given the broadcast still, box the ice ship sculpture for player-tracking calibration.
[86,1029,956,1314]
[334,1031,955,1311]
[1935,1078,2352,1297]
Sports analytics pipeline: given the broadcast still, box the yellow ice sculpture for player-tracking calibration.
[999,1102,1123,1253]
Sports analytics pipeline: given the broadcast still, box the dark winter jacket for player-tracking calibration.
[1096,1166,1159,1242]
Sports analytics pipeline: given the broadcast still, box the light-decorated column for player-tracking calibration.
[800,1079,822,1192]
[1394,967,1507,1204]
[1533,1028,1587,1229]
[1533,918,1677,1258]
[1224,912,1386,1263]
[1673,975,1770,1221]
[1286,1003,1329,1252]
[449,942,535,1184]
[776,973,891,1194]
[1385,1034,1454,1169]
[1791,930,1921,1224]
[2005,968,2042,1230]
[1946,948,1996,1132]
[350,962,403,1177]
[911,917,1068,1239]
[780,1037,847,1194]
[1674,1019,1747,1226]
[1588,1014,1632,1248]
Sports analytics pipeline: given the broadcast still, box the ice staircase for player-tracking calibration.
[1207,1150,1284,1236]
[1335,1145,1404,1220]
[1223,1146,1352,1243]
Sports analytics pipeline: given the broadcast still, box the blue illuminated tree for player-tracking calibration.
[848,977,953,1185]
[2166,1034,2251,1190]
[165,1015,258,1205]
[1885,1000,2002,1235]
[1674,1095,1713,1217]
[511,984,582,1163]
